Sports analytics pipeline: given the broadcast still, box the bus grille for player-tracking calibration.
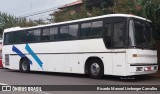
[5,54,9,66]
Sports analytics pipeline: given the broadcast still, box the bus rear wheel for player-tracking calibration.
[88,59,104,79]
[20,58,30,73]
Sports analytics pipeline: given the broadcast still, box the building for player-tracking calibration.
[58,0,83,15]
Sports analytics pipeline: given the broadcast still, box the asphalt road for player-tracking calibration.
[0,68,160,94]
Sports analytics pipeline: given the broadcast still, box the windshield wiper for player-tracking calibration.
[130,45,150,49]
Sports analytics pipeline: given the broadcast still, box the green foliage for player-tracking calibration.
[113,0,136,14]
[51,0,160,40]
[0,12,46,35]
[84,0,114,10]
[52,4,112,23]
[142,0,160,40]
[52,6,85,22]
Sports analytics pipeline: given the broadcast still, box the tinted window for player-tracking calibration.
[4,32,14,45]
[80,22,91,38]
[91,21,103,37]
[104,23,112,47]
[60,26,69,40]
[42,28,50,41]
[27,30,34,42]
[80,21,103,38]
[131,19,154,48]
[68,24,78,39]
[14,31,26,43]
[113,22,125,47]
[34,29,41,41]
[50,27,58,40]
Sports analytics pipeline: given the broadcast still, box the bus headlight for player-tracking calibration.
[132,54,157,58]
[144,66,157,71]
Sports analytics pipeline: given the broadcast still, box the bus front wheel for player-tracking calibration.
[20,58,30,73]
[88,59,104,79]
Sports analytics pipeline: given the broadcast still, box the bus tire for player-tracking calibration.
[20,58,30,73]
[88,59,104,79]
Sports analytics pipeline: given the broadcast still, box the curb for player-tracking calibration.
[148,74,160,78]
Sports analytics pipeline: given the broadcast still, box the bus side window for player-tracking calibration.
[60,26,69,40]
[68,24,78,39]
[104,23,112,48]
[42,28,50,41]
[4,33,14,45]
[50,27,58,41]
[14,30,27,43]
[27,30,35,42]
[91,21,103,37]
[34,29,41,41]
[21,31,27,43]
[80,22,91,38]
[113,22,125,47]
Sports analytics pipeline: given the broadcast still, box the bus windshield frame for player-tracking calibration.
[129,18,155,49]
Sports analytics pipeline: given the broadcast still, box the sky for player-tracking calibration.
[0,0,75,21]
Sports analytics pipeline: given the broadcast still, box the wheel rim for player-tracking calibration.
[90,63,100,76]
[22,61,28,71]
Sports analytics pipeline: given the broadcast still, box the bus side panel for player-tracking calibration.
[94,53,113,75]
[112,53,126,76]
[64,54,79,73]
[25,54,39,71]
[9,55,20,70]
[44,54,64,72]
[40,54,85,74]
[41,54,85,74]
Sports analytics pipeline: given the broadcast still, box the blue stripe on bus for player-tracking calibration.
[25,44,43,70]
[12,45,33,65]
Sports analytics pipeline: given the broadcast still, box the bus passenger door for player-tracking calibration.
[112,51,126,76]
[104,18,127,76]
[111,19,127,76]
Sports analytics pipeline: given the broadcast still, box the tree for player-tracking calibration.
[51,0,160,40]
[142,0,160,39]
[0,12,47,36]
[52,0,114,23]
[85,0,102,10]
[84,0,114,10]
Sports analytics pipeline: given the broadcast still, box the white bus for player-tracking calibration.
[2,14,158,78]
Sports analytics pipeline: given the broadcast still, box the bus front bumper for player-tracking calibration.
[127,64,158,76]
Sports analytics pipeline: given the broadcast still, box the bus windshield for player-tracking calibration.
[129,19,154,49]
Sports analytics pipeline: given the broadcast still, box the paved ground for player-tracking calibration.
[148,70,160,78]
[0,69,160,94]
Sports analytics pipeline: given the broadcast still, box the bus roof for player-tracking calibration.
[4,14,151,33]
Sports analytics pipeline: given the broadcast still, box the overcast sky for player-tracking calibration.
[0,0,75,20]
